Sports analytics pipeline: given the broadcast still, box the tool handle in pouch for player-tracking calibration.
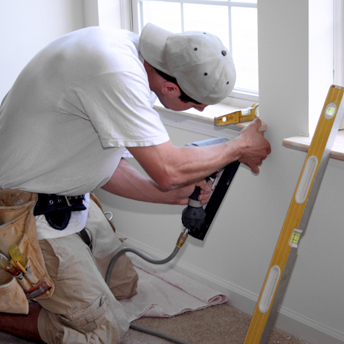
[8,244,40,285]
[9,245,27,269]
[15,272,32,291]
[0,253,19,276]
[10,245,50,299]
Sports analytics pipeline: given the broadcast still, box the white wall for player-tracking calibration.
[1,1,343,343]
[0,0,87,100]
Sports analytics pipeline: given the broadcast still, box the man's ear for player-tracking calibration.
[161,81,180,95]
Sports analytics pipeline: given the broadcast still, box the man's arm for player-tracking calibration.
[127,118,271,189]
[101,158,212,205]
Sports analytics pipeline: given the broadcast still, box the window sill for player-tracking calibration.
[283,130,344,161]
[154,101,267,139]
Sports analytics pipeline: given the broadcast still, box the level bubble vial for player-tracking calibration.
[324,102,337,119]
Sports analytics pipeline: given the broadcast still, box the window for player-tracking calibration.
[129,0,258,103]
[334,0,344,88]
[308,0,343,134]
[334,0,344,129]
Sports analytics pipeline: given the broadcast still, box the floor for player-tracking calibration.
[0,302,311,344]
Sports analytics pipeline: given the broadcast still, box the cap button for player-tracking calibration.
[221,50,227,56]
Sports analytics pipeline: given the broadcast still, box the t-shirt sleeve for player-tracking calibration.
[71,70,170,149]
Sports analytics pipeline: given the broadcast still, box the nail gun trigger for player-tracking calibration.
[209,172,218,179]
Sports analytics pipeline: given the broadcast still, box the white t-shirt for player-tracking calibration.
[0,27,170,238]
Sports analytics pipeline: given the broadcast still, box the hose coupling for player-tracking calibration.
[176,230,189,248]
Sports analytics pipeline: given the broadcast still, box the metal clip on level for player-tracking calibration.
[214,103,259,126]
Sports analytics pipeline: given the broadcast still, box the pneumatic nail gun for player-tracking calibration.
[182,137,240,241]
[106,137,240,282]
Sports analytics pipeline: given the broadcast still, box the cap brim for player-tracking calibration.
[140,23,172,75]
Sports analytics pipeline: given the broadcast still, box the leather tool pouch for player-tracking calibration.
[0,190,54,314]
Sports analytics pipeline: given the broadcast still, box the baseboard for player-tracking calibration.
[117,233,344,344]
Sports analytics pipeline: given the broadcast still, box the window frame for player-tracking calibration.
[333,0,344,88]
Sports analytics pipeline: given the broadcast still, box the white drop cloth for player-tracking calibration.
[119,256,228,322]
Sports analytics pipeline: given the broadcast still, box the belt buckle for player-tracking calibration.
[65,196,72,207]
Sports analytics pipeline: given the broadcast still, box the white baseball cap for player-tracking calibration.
[140,23,236,105]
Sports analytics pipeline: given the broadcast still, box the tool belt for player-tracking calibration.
[34,193,92,249]
[34,194,86,230]
[0,190,55,314]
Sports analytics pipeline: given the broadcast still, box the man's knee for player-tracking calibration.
[38,294,129,344]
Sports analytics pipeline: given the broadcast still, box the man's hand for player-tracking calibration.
[234,118,271,174]
[163,178,213,205]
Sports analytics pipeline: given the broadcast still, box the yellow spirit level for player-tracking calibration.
[244,85,344,344]
[214,103,259,126]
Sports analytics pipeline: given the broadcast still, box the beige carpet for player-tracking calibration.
[123,302,311,344]
[0,302,311,344]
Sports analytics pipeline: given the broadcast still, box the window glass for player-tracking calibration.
[231,7,258,91]
[142,1,181,31]
[183,4,229,46]
[234,0,256,3]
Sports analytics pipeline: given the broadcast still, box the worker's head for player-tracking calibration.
[140,23,236,106]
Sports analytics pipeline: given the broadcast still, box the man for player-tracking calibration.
[0,23,270,343]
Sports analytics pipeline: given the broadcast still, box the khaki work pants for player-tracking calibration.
[37,197,138,344]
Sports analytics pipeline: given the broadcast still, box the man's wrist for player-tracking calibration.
[226,137,244,163]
